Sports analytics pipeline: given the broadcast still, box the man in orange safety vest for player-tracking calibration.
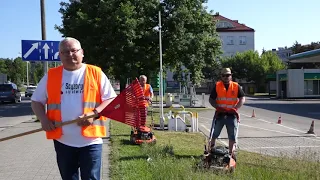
[208,68,245,160]
[139,75,154,107]
[31,37,117,180]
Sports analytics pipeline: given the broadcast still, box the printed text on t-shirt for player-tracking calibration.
[65,83,84,94]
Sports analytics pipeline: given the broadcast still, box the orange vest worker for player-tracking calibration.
[143,84,152,107]
[215,81,239,110]
[45,65,107,139]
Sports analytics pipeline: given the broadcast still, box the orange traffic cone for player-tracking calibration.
[277,115,282,124]
[307,120,315,134]
[251,109,256,118]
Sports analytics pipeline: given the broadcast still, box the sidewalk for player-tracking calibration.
[0,120,111,180]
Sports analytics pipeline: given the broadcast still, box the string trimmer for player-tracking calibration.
[197,110,239,173]
[130,99,157,145]
[0,78,146,142]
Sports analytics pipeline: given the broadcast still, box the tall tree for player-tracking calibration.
[55,0,222,90]
[221,50,286,88]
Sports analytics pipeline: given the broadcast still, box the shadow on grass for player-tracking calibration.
[119,155,149,161]
[120,139,133,145]
[110,134,130,137]
[118,143,201,161]
[240,162,292,171]
[118,154,199,161]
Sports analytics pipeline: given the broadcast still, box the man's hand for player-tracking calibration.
[40,118,56,131]
[227,108,240,122]
[77,111,95,126]
[215,107,227,113]
[145,97,152,104]
[228,108,238,114]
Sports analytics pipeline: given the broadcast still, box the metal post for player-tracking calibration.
[26,62,29,86]
[40,0,48,74]
[40,0,48,112]
[158,1,165,130]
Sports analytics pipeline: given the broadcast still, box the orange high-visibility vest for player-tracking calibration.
[215,81,239,110]
[46,64,107,140]
[143,84,151,107]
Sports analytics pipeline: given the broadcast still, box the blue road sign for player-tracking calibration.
[21,40,60,61]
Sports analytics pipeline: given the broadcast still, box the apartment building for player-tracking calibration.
[271,47,293,62]
[214,14,255,57]
[165,14,255,93]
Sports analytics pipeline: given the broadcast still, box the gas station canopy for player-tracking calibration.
[288,49,320,63]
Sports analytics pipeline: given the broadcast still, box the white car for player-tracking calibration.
[25,86,37,97]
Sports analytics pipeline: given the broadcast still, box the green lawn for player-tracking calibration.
[109,108,320,180]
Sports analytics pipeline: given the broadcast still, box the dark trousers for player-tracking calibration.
[53,140,102,180]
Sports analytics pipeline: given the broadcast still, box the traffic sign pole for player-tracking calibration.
[40,0,48,113]
[40,0,48,74]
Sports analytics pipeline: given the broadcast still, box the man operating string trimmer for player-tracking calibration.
[208,68,245,160]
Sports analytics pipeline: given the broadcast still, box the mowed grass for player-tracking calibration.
[109,108,320,180]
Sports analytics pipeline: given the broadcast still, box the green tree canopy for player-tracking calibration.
[221,50,286,86]
[55,0,222,89]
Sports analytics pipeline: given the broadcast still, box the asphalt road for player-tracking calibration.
[0,96,34,131]
[196,95,320,160]
[2,94,320,160]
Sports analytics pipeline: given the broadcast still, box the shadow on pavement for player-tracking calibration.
[244,102,320,120]
[0,99,33,118]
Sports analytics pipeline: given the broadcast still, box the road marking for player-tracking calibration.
[242,145,320,150]
[200,125,228,146]
[201,124,210,132]
[199,116,320,142]
[236,113,317,137]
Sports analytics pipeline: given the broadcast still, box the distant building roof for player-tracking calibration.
[213,14,255,32]
[288,49,320,63]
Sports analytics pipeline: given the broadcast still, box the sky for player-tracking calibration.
[0,0,319,59]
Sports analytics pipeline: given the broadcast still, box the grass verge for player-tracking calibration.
[109,109,320,180]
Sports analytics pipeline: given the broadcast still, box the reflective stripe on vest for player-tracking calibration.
[215,81,239,110]
[47,102,105,126]
[45,64,107,140]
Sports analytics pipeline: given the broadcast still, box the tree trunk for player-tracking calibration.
[119,76,127,92]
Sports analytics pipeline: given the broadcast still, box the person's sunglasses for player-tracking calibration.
[221,74,231,77]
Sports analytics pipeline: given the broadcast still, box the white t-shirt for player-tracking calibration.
[31,64,117,147]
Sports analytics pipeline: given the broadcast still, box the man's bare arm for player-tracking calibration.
[235,97,245,109]
[209,97,217,108]
[31,101,56,131]
[31,101,48,122]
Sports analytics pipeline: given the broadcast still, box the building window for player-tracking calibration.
[304,80,319,95]
[216,21,234,28]
[226,52,235,57]
[227,36,234,45]
[239,36,246,45]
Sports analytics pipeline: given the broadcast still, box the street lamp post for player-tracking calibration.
[158,0,165,130]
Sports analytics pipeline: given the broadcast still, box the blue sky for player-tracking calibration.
[0,0,319,59]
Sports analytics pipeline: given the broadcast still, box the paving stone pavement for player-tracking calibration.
[0,121,111,180]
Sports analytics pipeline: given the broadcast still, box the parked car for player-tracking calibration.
[25,85,37,97]
[0,83,22,103]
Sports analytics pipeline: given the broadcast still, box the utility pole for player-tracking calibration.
[158,1,165,130]
[40,0,48,74]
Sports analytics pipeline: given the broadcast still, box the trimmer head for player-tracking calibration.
[130,125,157,145]
[197,145,236,173]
